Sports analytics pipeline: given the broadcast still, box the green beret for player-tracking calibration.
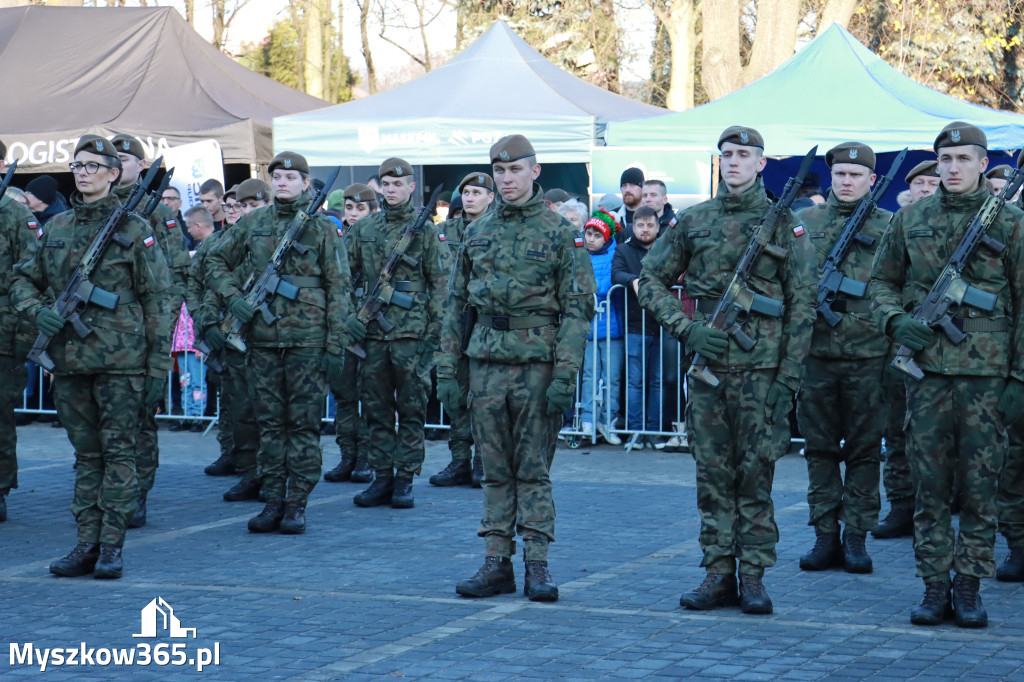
[235,178,270,202]
[904,160,939,184]
[223,184,239,199]
[826,142,876,171]
[986,164,1015,181]
[327,189,346,210]
[459,172,494,194]
[269,151,309,174]
[717,126,764,150]
[110,133,146,160]
[343,183,376,204]
[933,121,987,152]
[544,188,569,203]
[490,134,536,164]
[379,157,413,178]
[75,134,117,158]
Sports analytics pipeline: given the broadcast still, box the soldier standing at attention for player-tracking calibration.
[795,142,890,574]
[346,159,451,509]
[13,134,172,578]
[207,152,352,534]
[639,126,816,614]
[430,172,495,489]
[438,135,596,602]
[870,122,1024,628]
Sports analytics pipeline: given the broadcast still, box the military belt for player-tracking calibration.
[116,290,137,304]
[831,298,872,314]
[477,314,559,331]
[283,276,322,288]
[393,281,424,293]
[952,317,1010,333]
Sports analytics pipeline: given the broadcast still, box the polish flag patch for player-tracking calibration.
[438,232,446,242]
[337,227,344,237]
[574,236,585,248]
[793,225,805,237]
[166,219,177,229]
[143,236,156,247]
[29,220,42,239]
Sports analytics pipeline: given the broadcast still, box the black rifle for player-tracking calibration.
[27,157,164,372]
[220,166,341,353]
[140,167,174,219]
[0,160,19,204]
[348,184,444,360]
[687,146,818,388]
[815,148,907,326]
[891,168,1024,380]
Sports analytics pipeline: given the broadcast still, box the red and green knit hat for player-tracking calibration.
[584,208,621,242]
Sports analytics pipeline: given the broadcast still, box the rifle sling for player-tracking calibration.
[283,276,322,288]
[952,317,1009,333]
[830,298,872,314]
[393,280,424,293]
[476,314,558,331]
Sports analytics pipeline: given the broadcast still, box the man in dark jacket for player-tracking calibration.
[24,175,69,227]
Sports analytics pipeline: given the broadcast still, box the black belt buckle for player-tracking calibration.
[491,315,510,331]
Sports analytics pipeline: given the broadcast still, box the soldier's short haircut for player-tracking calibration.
[643,179,667,193]
[634,206,658,222]
[163,186,181,199]
[198,179,224,197]
[184,205,214,225]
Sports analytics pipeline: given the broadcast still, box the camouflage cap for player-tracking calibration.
[986,164,1015,180]
[934,121,987,152]
[223,183,240,199]
[111,133,145,160]
[343,182,376,203]
[490,134,536,164]
[904,160,939,184]
[459,172,495,194]
[75,134,117,158]
[268,151,309,174]
[235,178,271,202]
[379,157,413,178]
[717,126,764,150]
[825,141,876,171]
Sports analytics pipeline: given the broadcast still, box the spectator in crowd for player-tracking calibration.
[614,167,644,239]
[24,175,68,226]
[6,186,28,207]
[896,189,912,207]
[448,194,463,220]
[544,188,569,212]
[222,185,242,226]
[160,185,191,247]
[366,173,382,195]
[557,198,588,230]
[642,179,675,232]
[324,189,345,228]
[198,178,226,229]
[598,193,622,215]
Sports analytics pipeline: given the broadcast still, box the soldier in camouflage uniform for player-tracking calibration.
[869,122,1024,628]
[345,159,451,509]
[795,142,890,574]
[439,135,596,602]
[430,172,495,488]
[639,126,816,615]
[0,140,42,523]
[109,134,191,529]
[12,134,172,578]
[208,152,352,534]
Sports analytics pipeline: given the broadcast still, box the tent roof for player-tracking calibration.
[607,24,1024,154]
[0,6,326,172]
[273,20,666,165]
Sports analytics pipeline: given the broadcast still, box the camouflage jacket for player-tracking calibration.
[346,199,451,342]
[206,191,352,354]
[0,196,42,356]
[113,184,189,311]
[869,181,1024,381]
[799,192,891,360]
[638,176,817,391]
[11,193,172,376]
[439,206,490,254]
[437,185,597,379]
[184,228,235,333]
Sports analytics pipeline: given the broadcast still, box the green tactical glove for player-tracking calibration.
[683,323,730,360]
[204,326,226,352]
[545,376,576,416]
[998,379,1024,425]
[323,351,346,389]
[345,315,367,343]
[889,314,935,351]
[228,297,256,324]
[437,376,464,410]
[143,376,165,411]
[765,380,795,426]
[35,307,66,337]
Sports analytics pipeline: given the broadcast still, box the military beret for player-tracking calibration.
[490,134,536,164]
[986,164,1015,181]
[343,183,376,204]
[379,157,413,178]
[826,142,876,171]
[904,160,939,184]
[544,188,569,203]
[75,134,118,159]
[459,172,495,194]
[269,151,309,174]
[223,183,240,199]
[933,121,987,152]
[110,133,146,160]
[235,178,270,203]
[717,126,764,150]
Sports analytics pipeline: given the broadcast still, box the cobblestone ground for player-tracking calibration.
[2,422,1023,680]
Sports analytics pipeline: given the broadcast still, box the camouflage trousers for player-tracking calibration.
[223,349,259,480]
[796,356,884,535]
[469,359,560,562]
[135,378,164,495]
[55,374,143,547]
[882,379,914,508]
[332,349,368,460]
[0,354,26,494]
[687,369,788,576]
[999,423,1024,547]
[247,348,326,505]
[214,357,234,459]
[906,376,1006,581]
[359,339,428,477]
[447,356,474,462]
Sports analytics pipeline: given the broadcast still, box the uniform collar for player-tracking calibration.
[715,176,768,212]
[938,177,988,212]
[497,184,546,220]
[273,191,309,220]
[382,198,416,223]
[70,192,120,222]
[826,190,862,216]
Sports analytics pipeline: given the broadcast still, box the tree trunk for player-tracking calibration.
[212,0,226,50]
[743,0,799,84]
[358,0,377,93]
[818,0,858,31]
[417,0,432,71]
[700,0,741,101]
[304,0,325,98]
[184,0,194,26]
[664,0,697,110]
[591,0,621,93]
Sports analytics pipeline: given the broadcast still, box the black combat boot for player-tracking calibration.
[323,452,356,482]
[223,478,261,502]
[0,493,6,523]
[429,460,471,487]
[799,532,842,571]
[248,500,285,533]
[842,530,873,574]
[350,453,373,484]
[128,493,147,529]
[872,504,914,539]
[279,502,306,534]
[94,544,124,580]
[392,476,415,508]
[996,546,1024,582]
[471,452,484,488]
[738,574,773,614]
[678,573,739,610]
[952,574,987,628]
[910,580,952,625]
[524,560,559,602]
[456,557,516,598]
[49,543,100,577]
[354,474,394,507]
[204,454,236,477]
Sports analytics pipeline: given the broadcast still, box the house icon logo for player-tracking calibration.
[132,597,197,639]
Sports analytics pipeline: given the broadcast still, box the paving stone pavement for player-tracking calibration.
[2,422,1024,680]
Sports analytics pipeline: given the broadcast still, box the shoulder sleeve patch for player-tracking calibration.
[574,235,585,248]
[793,225,805,237]
[143,235,156,248]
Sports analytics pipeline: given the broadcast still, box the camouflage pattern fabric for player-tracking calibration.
[998,421,1024,547]
[882,380,914,507]
[113,186,189,311]
[135,407,160,494]
[332,349,368,462]
[438,214,468,252]
[223,348,259,480]
[448,356,473,462]
[0,355,26,494]
[360,338,428,476]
